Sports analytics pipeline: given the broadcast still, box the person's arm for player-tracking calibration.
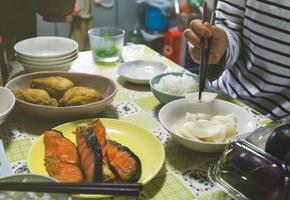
[215,0,246,71]
[64,3,80,22]
[184,0,247,81]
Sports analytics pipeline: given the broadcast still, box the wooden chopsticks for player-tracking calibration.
[198,1,217,100]
[0,182,143,196]
[198,1,208,100]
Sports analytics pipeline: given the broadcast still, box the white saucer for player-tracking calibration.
[117,60,168,84]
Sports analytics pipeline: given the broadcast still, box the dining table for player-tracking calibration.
[1,44,271,200]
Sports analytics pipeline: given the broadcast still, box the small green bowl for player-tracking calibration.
[149,72,211,104]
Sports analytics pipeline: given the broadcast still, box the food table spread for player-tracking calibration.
[1,45,270,200]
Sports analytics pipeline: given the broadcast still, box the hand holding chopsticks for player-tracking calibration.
[0,182,143,196]
[198,1,217,100]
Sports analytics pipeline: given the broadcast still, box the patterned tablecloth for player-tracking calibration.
[1,45,270,200]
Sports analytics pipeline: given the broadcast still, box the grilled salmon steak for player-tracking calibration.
[75,119,115,182]
[106,140,142,182]
[44,130,83,183]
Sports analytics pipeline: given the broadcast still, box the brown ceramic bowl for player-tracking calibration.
[33,0,76,22]
[5,71,117,120]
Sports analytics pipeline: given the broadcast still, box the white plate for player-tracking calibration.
[14,36,78,58]
[16,50,78,62]
[18,60,75,72]
[0,174,71,199]
[16,52,78,66]
[117,60,167,84]
[159,98,257,153]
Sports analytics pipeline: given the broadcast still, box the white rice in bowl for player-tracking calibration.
[154,74,199,96]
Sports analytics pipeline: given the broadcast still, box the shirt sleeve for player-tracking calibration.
[215,0,247,69]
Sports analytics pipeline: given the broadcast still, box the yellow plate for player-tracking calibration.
[27,118,165,198]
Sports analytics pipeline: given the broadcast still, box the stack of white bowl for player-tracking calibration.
[14,36,78,72]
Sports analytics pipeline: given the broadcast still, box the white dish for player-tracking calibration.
[0,87,15,125]
[159,98,256,153]
[14,36,78,58]
[0,174,71,200]
[19,60,75,72]
[16,52,78,66]
[117,60,167,84]
[16,50,78,62]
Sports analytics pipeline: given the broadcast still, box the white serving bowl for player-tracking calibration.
[0,174,71,200]
[0,87,15,125]
[159,98,257,153]
[14,36,78,58]
[117,60,168,84]
[5,71,117,120]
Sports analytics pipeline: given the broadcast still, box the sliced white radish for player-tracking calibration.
[185,112,197,122]
[185,93,200,104]
[185,92,217,104]
[201,92,218,103]
[196,113,210,120]
[171,111,238,143]
[212,113,237,124]
[203,124,226,143]
[193,120,226,138]
[224,122,236,139]
[173,126,202,141]
[182,121,199,132]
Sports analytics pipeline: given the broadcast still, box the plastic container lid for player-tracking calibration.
[208,121,290,200]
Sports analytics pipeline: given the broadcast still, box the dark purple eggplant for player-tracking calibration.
[106,140,142,182]
[265,124,290,161]
[222,151,287,200]
[282,151,290,166]
[219,140,290,200]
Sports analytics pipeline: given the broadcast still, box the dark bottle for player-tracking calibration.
[0,41,9,86]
